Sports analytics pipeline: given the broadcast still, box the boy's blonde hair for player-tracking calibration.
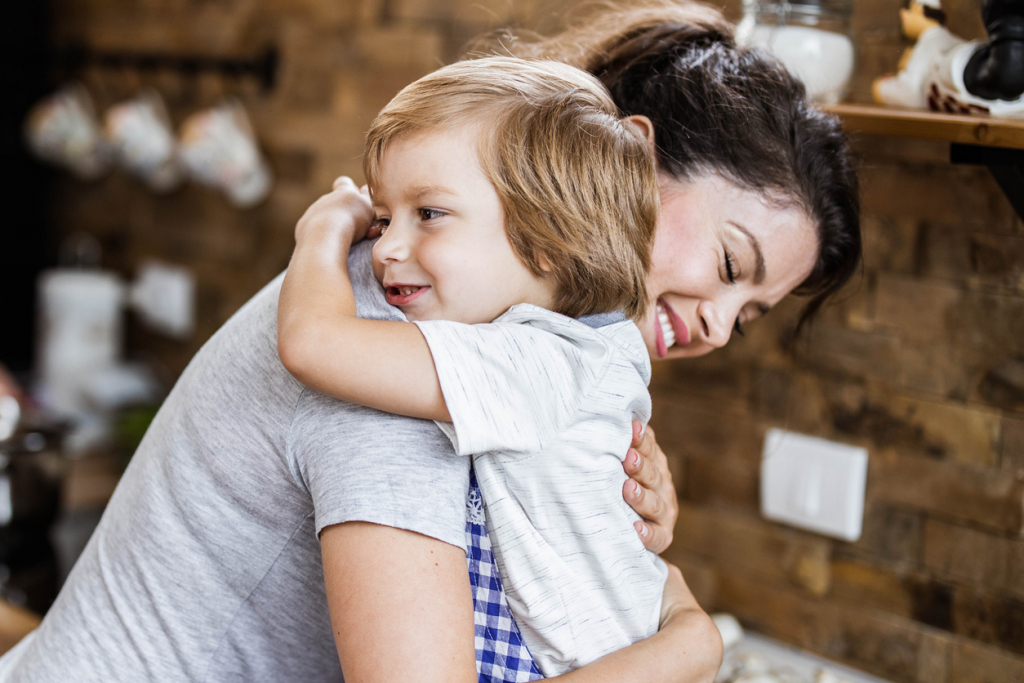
[364,56,658,320]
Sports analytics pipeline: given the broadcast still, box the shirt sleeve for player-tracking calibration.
[284,239,470,549]
[413,317,611,456]
[289,380,470,551]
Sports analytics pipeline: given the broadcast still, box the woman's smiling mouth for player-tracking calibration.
[654,299,690,357]
[385,284,430,306]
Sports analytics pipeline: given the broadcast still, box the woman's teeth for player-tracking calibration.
[657,304,676,348]
[398,287,418,296]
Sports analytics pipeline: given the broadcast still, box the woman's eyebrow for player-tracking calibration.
[729,221,766,284]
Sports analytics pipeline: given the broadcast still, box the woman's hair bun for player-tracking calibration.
[465,0,734,78]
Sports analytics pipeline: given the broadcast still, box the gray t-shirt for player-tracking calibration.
[0,241,469,682]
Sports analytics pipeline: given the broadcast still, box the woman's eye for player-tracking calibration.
[419,208,444,221]
[733,318,745,337]
[724,251,738,284]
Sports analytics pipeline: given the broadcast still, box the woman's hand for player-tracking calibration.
[623,422,678,554]
[655,563,723,681]
[294,176,375,248]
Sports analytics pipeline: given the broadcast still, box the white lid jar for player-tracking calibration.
[737,0,856,104]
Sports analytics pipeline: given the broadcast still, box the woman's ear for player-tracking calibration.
[538,253,554,273]
[623,115,656,148]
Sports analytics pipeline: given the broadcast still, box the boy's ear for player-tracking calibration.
[623,115,656,148]
[538,253,554,273]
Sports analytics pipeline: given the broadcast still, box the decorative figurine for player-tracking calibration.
[873,0,1024,117]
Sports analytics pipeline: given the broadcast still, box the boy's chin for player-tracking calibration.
[403,310,457,323]
[402,307,495,325]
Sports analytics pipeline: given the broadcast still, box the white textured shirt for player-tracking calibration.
[415,304,667,675]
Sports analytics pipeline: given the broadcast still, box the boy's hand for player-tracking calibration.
[623,422,678,554]
[294,176,375,248]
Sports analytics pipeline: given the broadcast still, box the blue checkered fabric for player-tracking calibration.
[467,468,544,683]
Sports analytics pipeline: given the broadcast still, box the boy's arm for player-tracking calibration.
[277,178,451,422]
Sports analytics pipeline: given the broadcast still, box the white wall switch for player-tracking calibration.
[761,428,868,541]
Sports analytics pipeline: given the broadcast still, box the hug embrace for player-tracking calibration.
[0,1,860,682]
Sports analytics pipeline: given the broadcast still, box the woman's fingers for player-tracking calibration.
[623,484,671,554]
[622,422,678,554]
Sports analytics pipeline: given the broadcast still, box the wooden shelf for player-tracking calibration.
[0,597,41,657]
[822,103,1024,150]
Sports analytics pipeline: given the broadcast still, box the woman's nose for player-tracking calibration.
[696,300,732,349]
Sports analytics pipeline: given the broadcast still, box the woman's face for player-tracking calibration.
[639,173,819,360]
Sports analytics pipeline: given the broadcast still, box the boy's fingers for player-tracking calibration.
[358,185,378,238]
[333,176,357,191]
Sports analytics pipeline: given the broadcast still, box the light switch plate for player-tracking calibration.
[761,428,868,541]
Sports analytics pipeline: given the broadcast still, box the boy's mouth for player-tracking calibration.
[385,284,430,306]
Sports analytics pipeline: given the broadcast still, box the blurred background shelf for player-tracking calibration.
[824,103,1024,220]
[823,103,1024,150]
[0,598,41,657]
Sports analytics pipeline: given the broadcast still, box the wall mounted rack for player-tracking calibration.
[823,104,1024,221]
[54,45,279,93]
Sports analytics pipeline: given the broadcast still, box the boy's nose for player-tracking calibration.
[372,224,410,262]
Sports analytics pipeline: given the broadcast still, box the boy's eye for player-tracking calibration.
[733,318,745,337]
[419,208,444,221]
[371,218,390,234]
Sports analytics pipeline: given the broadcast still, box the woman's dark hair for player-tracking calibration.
[469,0,862,330]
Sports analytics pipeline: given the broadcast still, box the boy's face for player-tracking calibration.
[370,126,557,324]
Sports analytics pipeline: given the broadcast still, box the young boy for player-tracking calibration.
[278,56,666,676]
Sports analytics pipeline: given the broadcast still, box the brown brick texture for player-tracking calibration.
[46,0,1024,681]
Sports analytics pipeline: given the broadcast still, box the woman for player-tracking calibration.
[497,0,860,354]
[331,2,859,682]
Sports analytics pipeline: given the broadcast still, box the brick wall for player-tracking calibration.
[46,1,1023,681]
[656,134,1024,683]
